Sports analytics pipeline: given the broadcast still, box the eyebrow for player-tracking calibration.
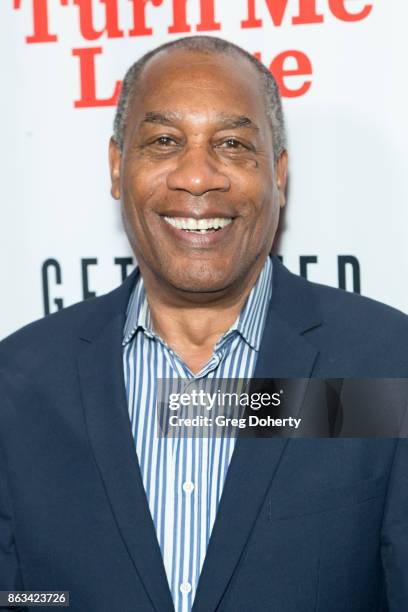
[142,111,182,125]
[142,111,259,131]
[217,114,259,131]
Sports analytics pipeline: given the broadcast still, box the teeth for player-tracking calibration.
[163,217,233,231]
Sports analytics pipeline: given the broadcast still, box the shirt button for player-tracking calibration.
[182,481,195,494]
[180,582,192,594]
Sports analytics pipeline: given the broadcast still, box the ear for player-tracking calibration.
[109,137,121,200]
[275,150,288,209]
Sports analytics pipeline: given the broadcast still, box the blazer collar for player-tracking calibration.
[254,256,322,377]
[78,267,140,344]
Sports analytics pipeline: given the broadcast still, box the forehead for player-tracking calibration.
[129,49,268,127]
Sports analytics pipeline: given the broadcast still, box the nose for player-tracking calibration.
[166,146,231,195]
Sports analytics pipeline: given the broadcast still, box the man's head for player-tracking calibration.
[109,36,288,297]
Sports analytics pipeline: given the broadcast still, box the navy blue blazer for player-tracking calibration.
[0,257,407,612]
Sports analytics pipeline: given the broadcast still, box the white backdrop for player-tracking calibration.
[1,0,407,340]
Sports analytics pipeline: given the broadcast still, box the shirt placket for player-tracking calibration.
[166,350,226,612]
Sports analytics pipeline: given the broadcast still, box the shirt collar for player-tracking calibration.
[122,256,273,351]
[122,272,153,345]
[222,255,273,350]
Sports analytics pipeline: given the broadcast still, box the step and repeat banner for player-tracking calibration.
[1,0,407,339]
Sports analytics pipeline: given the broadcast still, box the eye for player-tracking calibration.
[154,136,177,147]
[218,138,247,150]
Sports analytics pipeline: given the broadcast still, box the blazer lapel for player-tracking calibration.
[192,259,322,612]
[77,273,174,612]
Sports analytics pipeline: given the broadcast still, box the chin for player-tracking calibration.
[164,264,235,294]
[171,276,231,294]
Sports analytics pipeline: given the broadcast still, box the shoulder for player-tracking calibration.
[0,297,99,380]
[305,279,408,375]
[309,278,408,333]
[1,296,94,347]
[272,257,408,335]
[271,258,408,375]
[0,270,137,373]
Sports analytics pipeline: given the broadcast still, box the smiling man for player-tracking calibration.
[0,36,408,612]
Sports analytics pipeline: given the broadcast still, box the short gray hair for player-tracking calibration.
[113,35,286,162]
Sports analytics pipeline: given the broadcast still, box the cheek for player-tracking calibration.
[240,178,280,250]
[255,198,279,245]
[235,172,276,219]
[122,156,167,203]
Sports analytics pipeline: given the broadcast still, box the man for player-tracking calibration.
[0,36,407,612]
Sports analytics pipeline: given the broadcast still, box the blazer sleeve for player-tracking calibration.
[0,374,27,611]
[381,438,408,610]
[0,450,28,612]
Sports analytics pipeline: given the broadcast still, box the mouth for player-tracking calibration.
[163,216,233,234]
[159,215,236,248]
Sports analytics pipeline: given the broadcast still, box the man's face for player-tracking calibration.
[110,49,287,295]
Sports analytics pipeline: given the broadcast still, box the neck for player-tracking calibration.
[138,257,267,373]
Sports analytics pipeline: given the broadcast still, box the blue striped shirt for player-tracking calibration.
[122,256,273,612]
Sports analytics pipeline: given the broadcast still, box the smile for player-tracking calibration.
[163,216,233,234]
